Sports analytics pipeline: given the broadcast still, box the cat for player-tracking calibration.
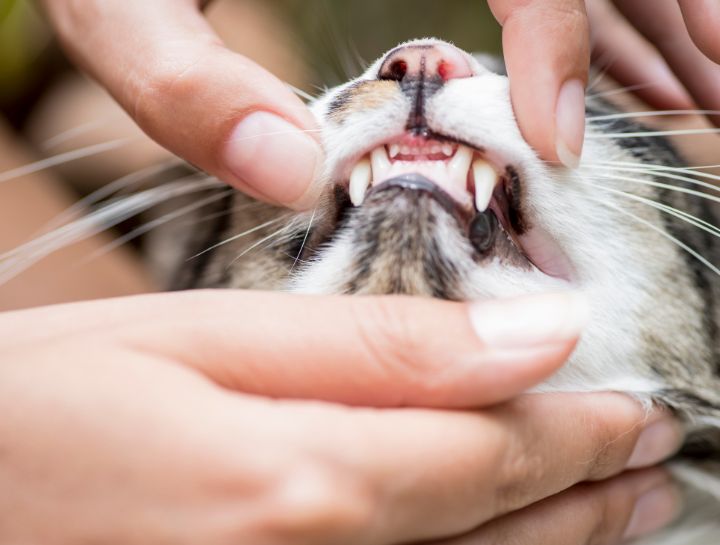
[151,38,720,544]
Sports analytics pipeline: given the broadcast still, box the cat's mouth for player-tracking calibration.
[335,133,574,281]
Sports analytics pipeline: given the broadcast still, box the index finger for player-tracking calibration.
[488,0,591,168]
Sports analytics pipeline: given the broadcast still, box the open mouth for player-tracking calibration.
[339,133,573,280]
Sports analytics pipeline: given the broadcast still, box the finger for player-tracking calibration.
[264,393,683,544]
[586,0,694,110]
[613,0,720,126]
[0,290,587,408]
[41,0,324,210]
[431,469,680,545]
[488,0,590,168]
[678,0,720,63]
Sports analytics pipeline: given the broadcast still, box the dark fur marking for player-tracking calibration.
[170,191,235,290]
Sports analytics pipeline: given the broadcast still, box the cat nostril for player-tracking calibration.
[379,43,473,82]
[387,60,408,81]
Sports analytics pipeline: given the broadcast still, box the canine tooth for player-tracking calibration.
[472,159,498,212]
[442,144,454,156]
[349,159,372,206]
[371,146,391,179]
[388,144,400,158]
[449,145,473,179]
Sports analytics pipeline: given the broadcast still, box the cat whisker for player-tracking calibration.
[585,172,720,205]
[85,188,235,263]
[580,164,720,194]
[584,186,720,278]
[188,215,291,261]
[228,224,295,266]
[44,159,184,232]
[586,128,720,139]
[0,137,136,185]
[41,114,127,150]
[290,206,317,273]
[287,84,317,102]
[587,110,720,122]
[585,82,658,100]
[582,180,720,240]
[0,176,221,284]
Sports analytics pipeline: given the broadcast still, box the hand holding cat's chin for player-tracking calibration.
[0,290,682,544]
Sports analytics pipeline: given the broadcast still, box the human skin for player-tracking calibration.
[0,290,682,544]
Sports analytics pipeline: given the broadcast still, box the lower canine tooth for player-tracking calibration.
[472,159,498,212]
[349,159,372,206]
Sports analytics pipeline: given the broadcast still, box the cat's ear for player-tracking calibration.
[472,53,506,76]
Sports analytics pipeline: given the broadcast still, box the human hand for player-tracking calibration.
[0,290,683,544]
[41,0,324,210]
[488,0,720,168]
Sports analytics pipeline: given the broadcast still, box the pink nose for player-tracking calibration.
[379,43,473,82]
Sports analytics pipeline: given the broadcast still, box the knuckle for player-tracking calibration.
[250,462,374,542]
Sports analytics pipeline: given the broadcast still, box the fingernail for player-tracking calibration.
[623,482,681,540]
[224,111,324,209]
[626,414,685,469]
[468,292,589,349]
[555,79,586,169]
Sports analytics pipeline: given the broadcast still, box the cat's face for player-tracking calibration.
[183,38,720,414]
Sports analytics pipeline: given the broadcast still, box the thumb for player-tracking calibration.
[43,0,324,210]
[17,290,589,408]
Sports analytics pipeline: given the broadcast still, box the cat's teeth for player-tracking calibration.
[442,144,454,157]
[349,158,372,206]
[472,159,498,212]
[449,144,473,179]
[388,144,400,159]
[371,146,391,181]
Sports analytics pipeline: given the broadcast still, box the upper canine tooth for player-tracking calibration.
[449,145,473,178]
[388,144,400,159]
[472,159,498,212]
[349,158,372,206]
[371,146,391,179]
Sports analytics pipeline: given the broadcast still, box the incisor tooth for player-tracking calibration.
[349,159,372,206]
[442,144,454,157]
[472,159,498,212]
[388,144,400,158]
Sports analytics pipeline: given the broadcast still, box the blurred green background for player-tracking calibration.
[0,0,502,130]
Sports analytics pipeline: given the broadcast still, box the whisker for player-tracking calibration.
[287,84,317,103]
[586,128,720,139]
[586,82,657,100]
[84,188,235,262]
[587,110,720,122]
[41,114,126,150]
[228,224,294,266]
[0,137,135,184]
[585,188,720,277]
[584,160,720,180]
[582,181,720,240]
[0,176,221,284]
[290,206,317,273]
[586,172,720,205]
[581,164,720,194]
[188,215,289,260]
[44,159,184,232]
